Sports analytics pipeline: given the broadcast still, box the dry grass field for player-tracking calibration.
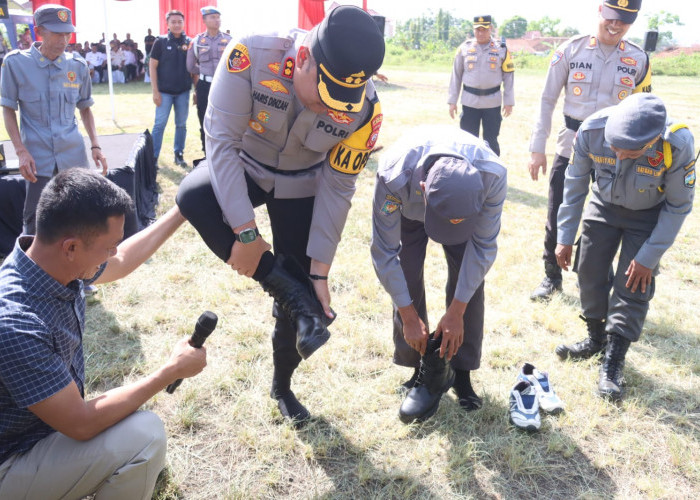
[3,67,698,499]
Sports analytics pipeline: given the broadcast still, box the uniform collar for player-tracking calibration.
[168,31,186,42]
[31,42,66,68]
[587,35,627,51]
[13,236,82,301]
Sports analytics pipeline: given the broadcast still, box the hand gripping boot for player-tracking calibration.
[555,315,608,360]
[598,333,631,400]
[260,255,335,359]
[399,335,455,424]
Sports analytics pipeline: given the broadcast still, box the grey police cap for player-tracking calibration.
[34,4,75,33]
[201,6,221,17]
[424,156,484,246]
[604,93,666,150]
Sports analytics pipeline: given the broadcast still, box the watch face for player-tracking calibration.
[238,228,258,244]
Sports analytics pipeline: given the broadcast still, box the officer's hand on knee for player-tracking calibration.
[625,259,652,293]
[528,152,547,181]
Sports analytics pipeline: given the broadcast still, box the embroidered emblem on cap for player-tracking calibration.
[268,62,280,73]
[573,72,585,80]
[572,86,582,96]
[344,71,365,85]
[249,120,265,133]
[550,51,563,66]
[257,111,271,123]
[618,89,628,100]
[259,79,289,94]
[620,76,634,87]
[327,110,354,125]
[450,219,465,224]
[282,57,295,79]
[648,150,663,167]
[57,10,69,22]
[366,114,383,149]
[618,0,629,8]
[620,56,637,66]
[227,43,250,73]
[684,169,695,188]
[67,71,76,82]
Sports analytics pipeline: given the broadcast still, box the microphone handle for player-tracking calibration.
[165,337,205,394]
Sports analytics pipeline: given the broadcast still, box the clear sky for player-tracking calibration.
[73,0,698,46]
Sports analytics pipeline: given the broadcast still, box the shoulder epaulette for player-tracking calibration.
[248,33,293,51]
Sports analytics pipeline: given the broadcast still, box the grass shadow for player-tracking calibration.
[506,186,548,209]
[298,416,440,499]
[639,320,700,373]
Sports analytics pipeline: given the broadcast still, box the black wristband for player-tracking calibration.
[91,146,102,150]
[309,274,328,281]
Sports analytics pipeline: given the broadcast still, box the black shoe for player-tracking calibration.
[270,388,310,428]
[452,373,483,412]
[398,367,420,394]
[399,335,455,424]
[530,262,563,301]
[174,152,188,168]
[260,255,335,359]
[598,334,631,400]
[556,316,607,360]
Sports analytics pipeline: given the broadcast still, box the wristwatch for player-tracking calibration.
[234,227,260,244]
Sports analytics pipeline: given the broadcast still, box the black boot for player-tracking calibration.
[270,351,310,428]
[260,255,335,359]
[399,367,419,393]
[452,369,483,411]
[530,261,563,301]
[598,333,631,400]
[556,315,608,360]
[399,335,455,423]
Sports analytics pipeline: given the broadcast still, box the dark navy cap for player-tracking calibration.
[473,15,492,29]
[201,6,221,17]
[604,93,666,150]
[311,5,385,113]
[424,156,484,246]
[34,4,75,33]
[601,0,642,24]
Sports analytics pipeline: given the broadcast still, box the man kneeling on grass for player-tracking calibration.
[371,125,507,423]
[0,169,207,499]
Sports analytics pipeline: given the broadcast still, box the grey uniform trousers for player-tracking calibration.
[578,196,661,342]
[392,216,485,371]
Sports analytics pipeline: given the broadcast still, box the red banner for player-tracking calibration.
[158,0,215,37]
[298,0,324,30]
[31,0,77,43]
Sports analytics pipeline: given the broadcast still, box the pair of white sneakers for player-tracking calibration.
[509,363,565,431]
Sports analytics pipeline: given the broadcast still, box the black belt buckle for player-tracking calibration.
[564,115,582,132]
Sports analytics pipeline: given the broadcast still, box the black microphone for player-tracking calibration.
[165,311,218,394]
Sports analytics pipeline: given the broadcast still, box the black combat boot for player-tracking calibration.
[598,333,631,400]
[399,335,455,423]
[260,255,335,359]
[556,315,608,360]
[530,261,563,301]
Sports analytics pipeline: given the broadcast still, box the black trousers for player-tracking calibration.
[176,162,315,373]
[392,216,485,371]
[195,79,211,153]
[542,153,570,268]
[460,105,502,156]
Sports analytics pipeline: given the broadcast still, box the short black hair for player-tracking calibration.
[36,169,134,245]
[166,10,184,21]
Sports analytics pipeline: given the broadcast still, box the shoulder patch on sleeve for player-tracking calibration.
[227,43,251,73]
[684,169,696,188]
[328,101,382,175]
[501,49,514,72]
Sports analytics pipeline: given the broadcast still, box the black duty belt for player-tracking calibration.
[463,84,500,96]
[564,115,583,132]
[240,151,322,177]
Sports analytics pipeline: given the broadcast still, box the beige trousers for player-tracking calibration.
[0,411,166,500]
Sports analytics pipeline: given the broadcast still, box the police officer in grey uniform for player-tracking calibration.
[176,6,385,425]
[528,0,650,301]
[554,94,695,400]
[448,15,514,157]
[371,125,507,418]
[186,6,232,153]
[0,4,107,235]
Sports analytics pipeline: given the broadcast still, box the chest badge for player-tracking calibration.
[259,79,289,94]
[618,89,628,100]
[620,76,634,87]
[268,62,281,73]
[647,150,663,167]
[249,120,265,133]
[67,71,76,82]
[573,72,585,80]
[257,110,271,123]
[620,56,637,66]
[572,86,582,96]
[327,110,353,125]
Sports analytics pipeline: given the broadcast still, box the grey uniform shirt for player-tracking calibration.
[0,43,92,177]
[530,35,651,157]
[371,125,508,308]
[447,38,514,109]
[557,112,695,269]
[205,30,382,265]
[186,31,233,76]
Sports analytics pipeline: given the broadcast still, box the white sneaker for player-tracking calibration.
[517,363,565,414]
[509,381,541,431]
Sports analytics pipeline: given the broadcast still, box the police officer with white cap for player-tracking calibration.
[186,6,232,153]
[371,125,507,422]
[448,15,514,156]
[528,0,650,301]
[176,5,385,426]
[555,93,695,400]
[0,3,107,234]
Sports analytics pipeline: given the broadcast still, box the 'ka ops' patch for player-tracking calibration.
[329,102,382,175]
